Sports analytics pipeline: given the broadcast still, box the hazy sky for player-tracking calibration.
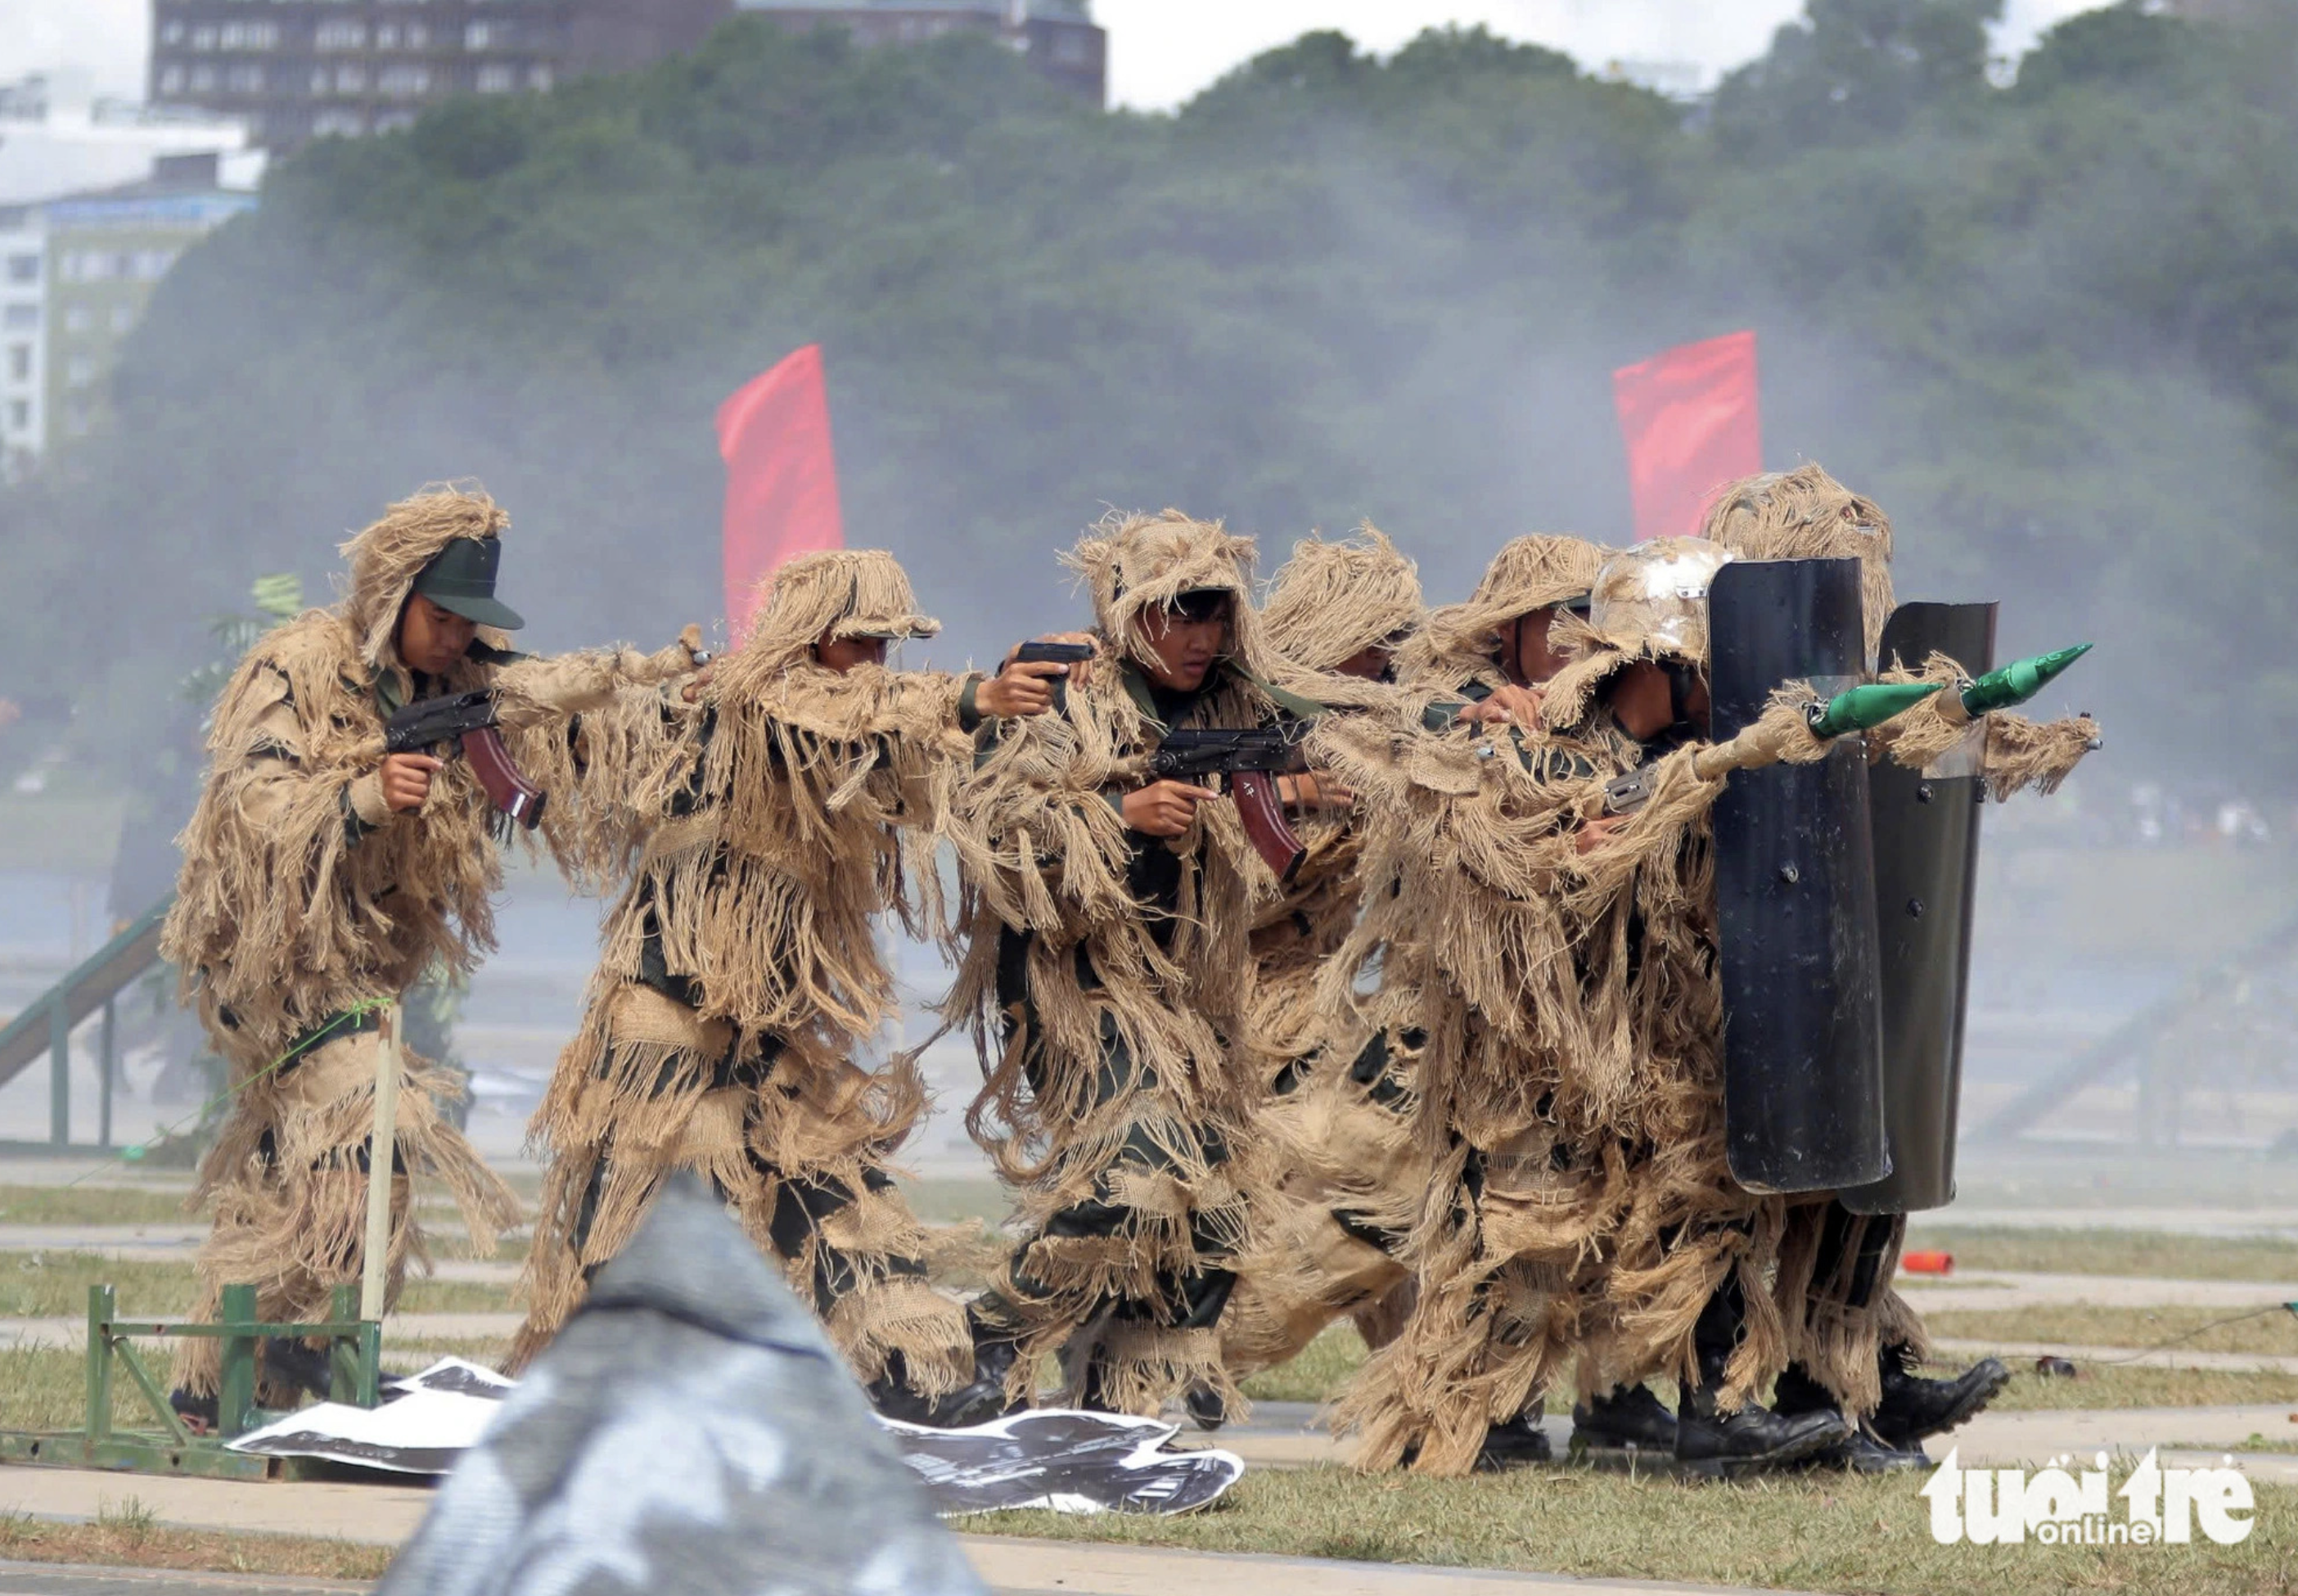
[2,0,2106,106]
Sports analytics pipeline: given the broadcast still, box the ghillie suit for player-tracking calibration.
[945,510,1304,1418]
[163,487,693,1407]
[512,551,993,1422]
[1321,539,1863,1475]
[1395,533,1609,702]
[1222,533,1612,1462]
[1700,467,2097,1444]
[1216,530,1432,1387]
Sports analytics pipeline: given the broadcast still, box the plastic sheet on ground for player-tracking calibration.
[229,1359,1245,1515]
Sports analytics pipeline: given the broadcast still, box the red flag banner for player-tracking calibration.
[1612,330,1762,543]
[716,344,845,642]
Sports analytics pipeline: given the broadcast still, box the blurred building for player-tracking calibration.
[0,153,258,468]
[0,205,47,471]
[149,0,567,147]
[0,71,250,206]
[735,2,1106,101]
[146,0,1105,149]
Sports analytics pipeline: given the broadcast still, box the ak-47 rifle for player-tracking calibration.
[385,690,545,829]
[1147,720,1315,881]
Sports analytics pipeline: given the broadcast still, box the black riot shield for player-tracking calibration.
[1708,558,1890,1192]
[1843,602,1997,1215]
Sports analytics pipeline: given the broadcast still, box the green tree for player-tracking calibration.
[3,7,2296,799]
[1711,0,2004,160]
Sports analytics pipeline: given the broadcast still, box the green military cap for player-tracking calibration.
[413,537,525,631]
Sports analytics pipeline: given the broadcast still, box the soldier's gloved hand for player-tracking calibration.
[1122,779,1217,838]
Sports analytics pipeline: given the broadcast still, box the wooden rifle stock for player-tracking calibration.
[1228,767,1306,882]
[459,724,546,829]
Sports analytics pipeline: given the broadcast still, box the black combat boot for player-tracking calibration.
[1870,1343,2008,1451]
[1674,1389,1849,1473]
[1183,1382,1228,1431]
[169,1386,219,1436]
[864,1348,1012,1431]
[1075,1350,1120,1414]
[1570,1384,1678,1454]
[1673,1286,1848,1473]
[261,1335,335,1404]
[1770,1364,1929,1472]
[1473,1405,1553,1471]
[1814,1423,1934,1473]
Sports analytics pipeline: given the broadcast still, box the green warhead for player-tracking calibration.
[1960,642,2092,716]
[1805,680,1944,740]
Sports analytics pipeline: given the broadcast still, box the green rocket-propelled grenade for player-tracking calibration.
[1805,680,1944,740]
[1959,643,2092,716]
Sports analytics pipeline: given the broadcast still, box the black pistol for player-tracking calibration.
[1010,640,1097,713]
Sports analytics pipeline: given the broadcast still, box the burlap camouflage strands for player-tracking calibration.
[1397,533,1609,700]
[515,551,976,1401]
[163,486,694,1400]
[943,510,1295,1417]
[1219,528,1430,1382]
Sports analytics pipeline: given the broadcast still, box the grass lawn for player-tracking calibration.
[0,1186,194,1228]
[0,1344,202,1431]
[1238,1325,2298,1414]
[1904,1227,2298,1284]
[0,1333,525,1432]
[959,1466,2298,1596]
[1926,1304,2298,1360]
[0,1253,515,1319]
[901,1176,1013,1228]
[0,1504,385,1582]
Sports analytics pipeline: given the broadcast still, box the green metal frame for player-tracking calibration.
[0,1281,382,1481]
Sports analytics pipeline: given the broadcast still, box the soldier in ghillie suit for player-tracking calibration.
[1319,538,1876,1476]
[944,510,1321,1418]
[163,486,696,1422]
[1653,467,2099,1470]
[1219,531,1612,1468]
[511,549,1066,1427]
[1398,532,1610,724]
[1324,483,2096,1480]
[1209,530,1428,1425]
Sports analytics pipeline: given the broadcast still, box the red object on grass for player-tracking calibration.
[1899,1250,1954,1277]
[1611,330,1763,543]
[716,344,845,643]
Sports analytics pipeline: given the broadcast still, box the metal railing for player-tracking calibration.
[0,895,171,1152]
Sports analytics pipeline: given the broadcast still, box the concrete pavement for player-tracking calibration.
[7,1406,2297,1593]
[1896,1269,2298,1311]
[1928,1335,2298,1375]
[1918,1206,2298,1238]
[0,1566,367,1594]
